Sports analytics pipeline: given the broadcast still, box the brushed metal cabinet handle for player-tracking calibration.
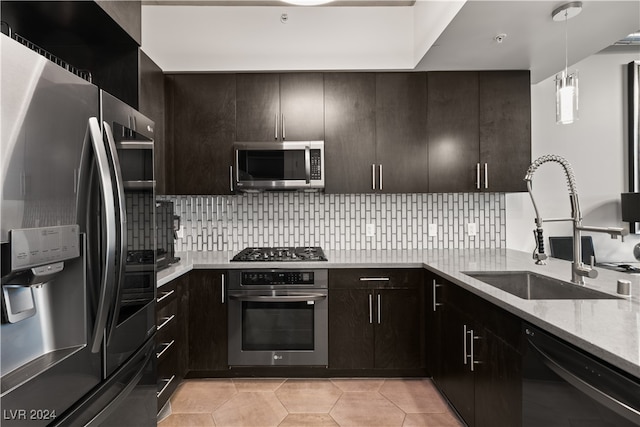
[470,329,481,371]
[368,294,373,324]
[222,274,226,304]
[372,164,376,190]
[379,164,383,190]
[377,293,381,324]
[229,166,234,192]
[282,114,286,140]
[432,280,443,312]
[463,324,468,365]
[484,163,488,189]
[275,113,278,140]
[157,375,176,398]
[157,315,175,331]
[156,340,175,359]
[476,163,481,190]
[359,277,390,282]
[157,289,175,303]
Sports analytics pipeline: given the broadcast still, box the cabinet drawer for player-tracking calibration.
[156,296,178,322]
[157,348,179,411]
[156,282,178,310]
[329,269,423,290]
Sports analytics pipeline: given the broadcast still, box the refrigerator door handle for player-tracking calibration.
[87,118,117,353]
[102,121,128,346]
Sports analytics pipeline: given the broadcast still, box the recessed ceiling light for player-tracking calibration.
[282,0,334,5]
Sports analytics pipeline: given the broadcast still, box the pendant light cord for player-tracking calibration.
[564,10,569,76]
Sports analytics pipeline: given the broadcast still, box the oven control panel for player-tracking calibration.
[241,271,314,286]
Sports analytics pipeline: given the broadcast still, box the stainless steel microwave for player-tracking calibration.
[233,141,325,192]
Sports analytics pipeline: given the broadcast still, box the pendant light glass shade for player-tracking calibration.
[555,70,579,124]
[552,2,582,125]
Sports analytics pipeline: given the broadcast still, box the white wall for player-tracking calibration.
[506,48,640,263]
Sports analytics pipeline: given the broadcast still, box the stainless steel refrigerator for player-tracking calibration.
[1,33,157,426]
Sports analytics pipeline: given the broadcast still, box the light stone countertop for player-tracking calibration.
[157,248,640,378]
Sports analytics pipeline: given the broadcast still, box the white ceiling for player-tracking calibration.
[141,0,640,82]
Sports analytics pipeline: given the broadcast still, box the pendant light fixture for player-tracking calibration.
[552,2,582,125]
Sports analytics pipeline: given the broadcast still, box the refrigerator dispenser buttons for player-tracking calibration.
[10,225,80,271]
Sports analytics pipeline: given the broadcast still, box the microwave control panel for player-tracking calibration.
[310,149,322,180]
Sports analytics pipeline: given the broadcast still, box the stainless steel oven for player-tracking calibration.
[227,269,328,366]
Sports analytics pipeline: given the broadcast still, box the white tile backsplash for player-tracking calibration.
[159,192,506,252]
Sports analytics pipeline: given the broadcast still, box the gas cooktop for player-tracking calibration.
[231,246,328,262]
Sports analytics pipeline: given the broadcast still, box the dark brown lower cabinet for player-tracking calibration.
[430,274,523,427]
[156,274,189,412]
[474,328,522,427]
[439,306,475,424]
[188,270,228,373]
[329,287,375,369]
[328,269,425,373]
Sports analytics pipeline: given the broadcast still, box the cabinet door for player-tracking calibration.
[280,73,324,141]
[474,329,522,427]
[324,73,377,193]
[139,51,166,195]
[376,73,429,193]
[439,305,475,426]
[236,74,280,142]
[426,274,444,379]
[427,72,480,193]
[166,74,236,195]
[479,71,531,192]
[188,270,228,371]
[375,288,424,369]
[328,288,375,370]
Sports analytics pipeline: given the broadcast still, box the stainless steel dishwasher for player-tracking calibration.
[523,324,640,427]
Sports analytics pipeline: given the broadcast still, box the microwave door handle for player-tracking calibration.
[87,118,117,353]
[305,145,311,184]
[103,121,128,346]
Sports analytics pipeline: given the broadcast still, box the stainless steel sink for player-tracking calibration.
[463,271,620,300]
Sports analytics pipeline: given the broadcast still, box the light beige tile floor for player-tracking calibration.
[158,378,464,427]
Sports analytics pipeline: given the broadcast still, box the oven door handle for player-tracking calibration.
[228,293,327,303]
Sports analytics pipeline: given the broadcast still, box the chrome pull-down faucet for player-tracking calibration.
[524,154,627,285]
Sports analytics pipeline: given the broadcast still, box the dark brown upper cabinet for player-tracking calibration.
[427,71,481,193]
[375,73,429,193]
[165,74,236,195]
[138,51,166,195]
[1,1,141,108]
[95,0,141,45]
[479,71,531,193]
[324,72,428,194]
[236,73,324,142]
[324,73,377,193]
[427,71,531,193]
